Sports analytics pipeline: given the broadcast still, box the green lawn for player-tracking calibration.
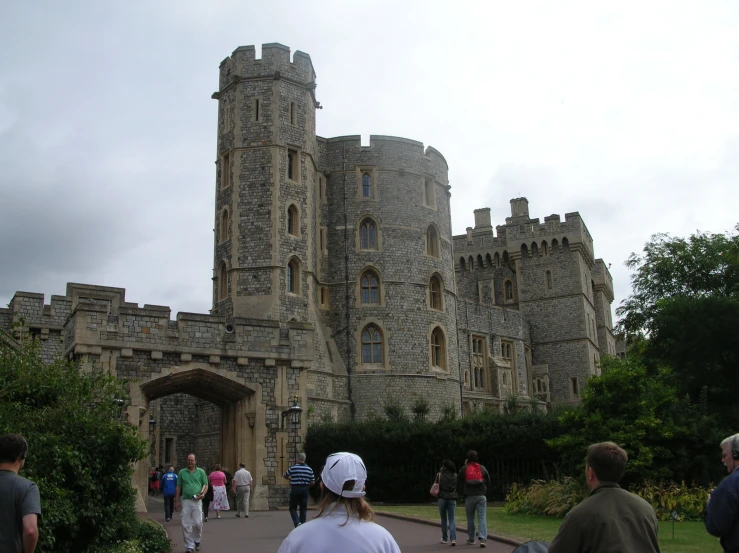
[376,505,721,553]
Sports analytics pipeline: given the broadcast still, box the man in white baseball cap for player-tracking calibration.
[277,452,401,553]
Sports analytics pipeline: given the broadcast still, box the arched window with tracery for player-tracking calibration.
[361,325,383,364]
[360,270,380,304]
[431,327,447,369]
[359,218,377,250]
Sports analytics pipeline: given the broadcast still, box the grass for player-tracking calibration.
[376,505,722,553]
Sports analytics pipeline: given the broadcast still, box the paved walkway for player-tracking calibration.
[146,497,519,553]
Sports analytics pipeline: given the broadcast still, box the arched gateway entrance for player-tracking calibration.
[130,365,269,511]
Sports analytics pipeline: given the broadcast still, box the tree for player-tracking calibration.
[616,227,739,427]
[0,338,148,553]
[547,355,722,487]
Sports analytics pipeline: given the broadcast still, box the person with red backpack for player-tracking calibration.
[458,450,491,548]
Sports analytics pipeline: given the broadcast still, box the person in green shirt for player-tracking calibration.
[175,454,209,553]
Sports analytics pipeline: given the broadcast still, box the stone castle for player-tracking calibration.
[0,43,615,509]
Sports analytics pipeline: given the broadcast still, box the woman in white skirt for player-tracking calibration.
[208,464,230,518]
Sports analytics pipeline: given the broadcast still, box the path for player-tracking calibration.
[146,497,520,553]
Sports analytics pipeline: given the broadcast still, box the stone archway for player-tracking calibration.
[130,364,268,511]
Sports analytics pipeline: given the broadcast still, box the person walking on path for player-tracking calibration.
[283,452,315,527]
[232,462,253,518]
[437,459,458,546]
[208,464,230,519]
[175,453,209,553]
[277,451,401,553]
[705,433,739,552]
[548,441,660,553]
[160,465,178,522]
[458,450,491,548]
[0,434,41,553]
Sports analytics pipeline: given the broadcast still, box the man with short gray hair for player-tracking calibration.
[705,433,739,552]
[283,452,315,527]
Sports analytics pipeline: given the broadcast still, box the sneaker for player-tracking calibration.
[245,514,249,518]
[451,541,456,546]
[479,542,486,548]
[186,549,193,553]
[165,518,170,522]
[466,540,475,545]
[235,513,240,517]
[441,539,448,544]
[195,544,201,552]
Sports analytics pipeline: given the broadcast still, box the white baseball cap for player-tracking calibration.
[321,452,367,498]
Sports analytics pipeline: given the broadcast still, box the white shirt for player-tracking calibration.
[233,468,252,487]
[277,504,401,553]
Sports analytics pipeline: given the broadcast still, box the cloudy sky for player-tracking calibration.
[2,1,738,321]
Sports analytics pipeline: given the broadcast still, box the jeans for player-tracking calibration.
[163,495,175,520]
[289,485,310,527]
[438,498,457,541]
[180,499,203,550]
[465,495,487,542]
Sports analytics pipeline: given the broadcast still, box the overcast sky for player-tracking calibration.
[2,0,738,322]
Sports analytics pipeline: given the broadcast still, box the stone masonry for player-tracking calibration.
[0,42,615,509]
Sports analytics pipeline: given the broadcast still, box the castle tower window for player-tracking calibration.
[320,227,327,253]
[459,257,466,271]
[287,258,300,294]
[562,237,569,249]
[570,376,580,400]
[320,286,330,309]
[426,226,440,258]
[541,240,548,255]
[362,172,372,198]
[477,254,484,268]
[218,262,228,300]
[531,242,539,256]
[474,368,480,388]
[290,102,296,125]
[219,209,229,243]
[359,219,377,250]
[288,150,298,181]
[551,238,559,251]
[424,178,436,208]
[521,244,528,256]
[502,251,509,265]
[431,327,447,370]
[221,153,230,189]
[287,205,299,236]
[360,270,380,304]
[361,325,383,364]
[504,280,514,302]
[429,274,443,311]
[486,253,492,267]
[468,255,474,269]
[501,340,513,362]
[472,336,487,389]
[494,252,500,267]
[546,270,553,290]
[252,98,260,122]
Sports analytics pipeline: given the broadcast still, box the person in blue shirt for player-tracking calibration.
[706,433,739,553]
[283,452,315,527]
[160,465,178,521]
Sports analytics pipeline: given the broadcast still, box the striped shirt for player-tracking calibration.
[284,463,315,486]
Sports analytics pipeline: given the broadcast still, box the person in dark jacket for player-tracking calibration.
[705,433,739,552]
[548,442,660,553]
[437,459,458,545]
[458,450,491,547]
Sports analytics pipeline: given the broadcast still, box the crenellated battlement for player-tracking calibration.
[215,43,316,96]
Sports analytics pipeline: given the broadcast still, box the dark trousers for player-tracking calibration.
[202,497,211,520]
[163,495,175,520]
[289,485,310,527]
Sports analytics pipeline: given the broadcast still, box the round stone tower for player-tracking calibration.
[320,135,460,420]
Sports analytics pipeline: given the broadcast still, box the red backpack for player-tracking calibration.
[464,462,483,485]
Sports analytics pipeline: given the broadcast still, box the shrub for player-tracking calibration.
[632,481,710,521]
[134,520,171,553]
[505,478,587,517]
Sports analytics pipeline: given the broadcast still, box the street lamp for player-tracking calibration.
[281,395,303,429]
[148,416,157,433]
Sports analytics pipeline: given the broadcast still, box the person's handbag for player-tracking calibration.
[429,472,441,497]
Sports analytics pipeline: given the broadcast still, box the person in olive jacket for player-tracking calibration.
[436,459,458,545]
[705,433,739,553]
[548,442,660,553]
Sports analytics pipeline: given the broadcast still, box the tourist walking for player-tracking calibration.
[437,459,458,545]
[458,450,491,548]
[705,433,739,552]
[175,453,208,553]
[0,434,41,553]
[277,451,401,553]
[548,442,659,553]
[202,481,213,523]
[232,462,253,518]
[209,464,230,518]
[160,465,178,521]
[283,452,315,527]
